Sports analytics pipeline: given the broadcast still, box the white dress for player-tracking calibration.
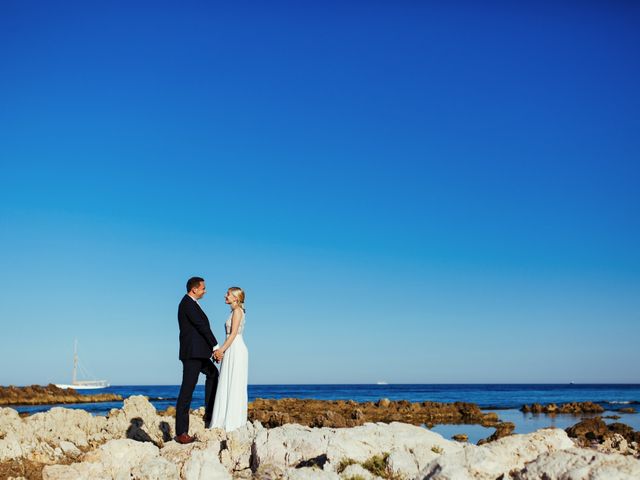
[210,309,248,432]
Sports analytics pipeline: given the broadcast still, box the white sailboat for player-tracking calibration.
[55,340,109,390]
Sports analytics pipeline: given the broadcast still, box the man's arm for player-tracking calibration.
[184,301,218,349]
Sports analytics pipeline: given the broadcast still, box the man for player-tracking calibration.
[175,276,223,444]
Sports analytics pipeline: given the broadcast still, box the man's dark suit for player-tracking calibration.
[175,294,219,436]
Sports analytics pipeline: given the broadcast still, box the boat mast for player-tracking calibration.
[72,339,78,384]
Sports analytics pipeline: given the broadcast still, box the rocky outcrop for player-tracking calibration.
[477,421,515,445]
[0,384,121,406]
[514,448,640,479]
[415,428,575,479]
[566,416,640,456]
[520,401,604,414]
[3,397,640,479]
[248,398,499,428]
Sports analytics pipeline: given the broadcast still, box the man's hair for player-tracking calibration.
[186,277,205,293]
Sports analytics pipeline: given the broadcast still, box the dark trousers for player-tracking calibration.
[175,357,219,436]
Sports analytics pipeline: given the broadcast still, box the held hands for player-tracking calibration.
[213,349,224,363]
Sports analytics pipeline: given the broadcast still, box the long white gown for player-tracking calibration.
[210,309,248,432]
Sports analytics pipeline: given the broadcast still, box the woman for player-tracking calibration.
[210,287,249,432]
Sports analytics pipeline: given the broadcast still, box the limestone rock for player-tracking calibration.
[43,462,110,480]
[417,428,575,480]
[285,467,341,479]
[339,463,377,479]
[131,456,180,480]
[387,448,420,478]
[515,448,640,479]
[83,438,160,477]
[181,444,231,480]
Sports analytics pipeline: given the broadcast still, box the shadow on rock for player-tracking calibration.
[159,420,172,443]
[126,417,159,447]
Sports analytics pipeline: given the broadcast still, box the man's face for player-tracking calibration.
[192,281,206,299]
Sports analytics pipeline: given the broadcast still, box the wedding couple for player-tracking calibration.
[175,276,249,444]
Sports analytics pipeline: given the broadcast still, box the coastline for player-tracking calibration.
[0,384,122,407]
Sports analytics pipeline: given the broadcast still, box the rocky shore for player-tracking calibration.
[247,398,501,428]
[0,385,122,407]
[520,401,604,414]
[1,396,639,479]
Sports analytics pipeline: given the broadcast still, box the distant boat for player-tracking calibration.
[55,340,109,390]
[376,381,388,385]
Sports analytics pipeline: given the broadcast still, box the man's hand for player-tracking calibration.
[213,349,224,362]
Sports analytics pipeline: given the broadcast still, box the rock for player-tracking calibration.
[58,440,81,459]
[249,398,494,428]
[339,463,376,479]
[160,406,177,416]
[619,407,636,414]
[520,402,604,414]
[565,416,609,443]
[452,434,468,442]
[286,468,340,479]
[514,448,640,479]
[477,421,515,445]
[417,428,575,480]
[83,438,160,476]
[252,423,328,472]
[480,412,499,425]
[559,401,604,414]
[132,456,180,480]
[103,395,174,446]
[43,438,177,479]
[387,448,420,478]
[43,462,109,479]
[0,384,121,406]
[251,421,460,477]
[181,444,231,480]
[599,433,630,455]
[566,417,640,450]
[222,421,260,474]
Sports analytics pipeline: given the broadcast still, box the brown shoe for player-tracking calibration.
[175,433,196,444]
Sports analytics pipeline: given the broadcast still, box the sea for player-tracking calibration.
[11,384,640,444]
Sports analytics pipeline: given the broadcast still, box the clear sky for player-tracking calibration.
[1,1,638,385]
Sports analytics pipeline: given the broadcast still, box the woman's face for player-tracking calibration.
[225,290,237,305]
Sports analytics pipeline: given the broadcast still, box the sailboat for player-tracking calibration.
[55,340,109,390]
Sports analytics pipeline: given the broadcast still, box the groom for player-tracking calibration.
[175,276,223,444]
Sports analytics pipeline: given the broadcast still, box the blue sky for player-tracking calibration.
[1,1,639,385]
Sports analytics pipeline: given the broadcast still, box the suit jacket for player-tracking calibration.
[178,295,218,360]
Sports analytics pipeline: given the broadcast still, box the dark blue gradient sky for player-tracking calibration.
[1,1,638,384]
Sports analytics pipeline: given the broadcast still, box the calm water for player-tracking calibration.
[10,384,640,444]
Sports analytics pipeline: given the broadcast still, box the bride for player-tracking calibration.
[210,287,249,432]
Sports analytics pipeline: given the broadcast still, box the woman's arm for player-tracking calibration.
[219,308,243,353]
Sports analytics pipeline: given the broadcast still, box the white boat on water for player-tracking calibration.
[55,340,109,390]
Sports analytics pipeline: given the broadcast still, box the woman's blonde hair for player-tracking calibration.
[228,287,245,311]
